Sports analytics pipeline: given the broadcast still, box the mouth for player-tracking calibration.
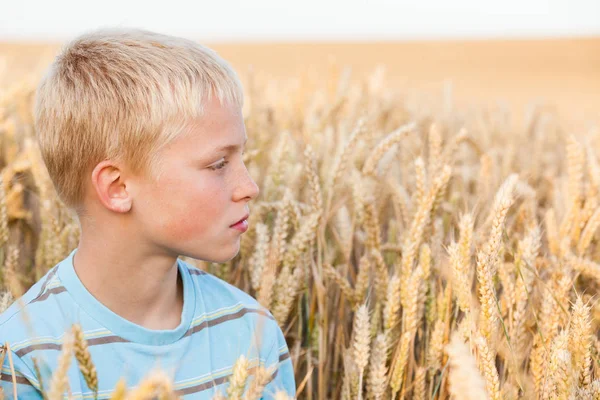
[230,213,250,228]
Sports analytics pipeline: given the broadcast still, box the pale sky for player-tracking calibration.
[1,0,599,41]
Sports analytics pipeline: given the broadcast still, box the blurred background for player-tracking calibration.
[1,0,599,127]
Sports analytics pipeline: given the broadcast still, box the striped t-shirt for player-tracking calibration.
[0,248,295,399]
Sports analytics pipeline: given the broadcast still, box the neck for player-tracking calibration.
[72,234,184,330]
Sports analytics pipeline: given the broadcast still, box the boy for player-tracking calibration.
[0,28,295,399]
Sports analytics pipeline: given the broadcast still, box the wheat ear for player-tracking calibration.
[72,324,98,398]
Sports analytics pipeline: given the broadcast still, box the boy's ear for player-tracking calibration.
[91,160,132,213]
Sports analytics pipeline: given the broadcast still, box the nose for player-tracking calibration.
[233,163,260,202]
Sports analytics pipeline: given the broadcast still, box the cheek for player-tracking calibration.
[154,174,228,240]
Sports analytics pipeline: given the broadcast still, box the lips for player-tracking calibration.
[230,213,249,227]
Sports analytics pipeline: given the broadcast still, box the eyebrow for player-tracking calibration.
[214,137,248,153]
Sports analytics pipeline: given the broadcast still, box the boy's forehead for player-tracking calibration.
[177,107,246,149]
[187,103,241,131]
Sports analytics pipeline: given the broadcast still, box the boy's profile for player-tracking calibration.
[0,28,295,399]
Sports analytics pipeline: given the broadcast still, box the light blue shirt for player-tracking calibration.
[0,248,295,399]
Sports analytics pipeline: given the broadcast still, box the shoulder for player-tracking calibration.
[0,266,70,397]
[179,259,283,346]
[0,266,57,335]
[180,259,267,313]
[0,264,74,352]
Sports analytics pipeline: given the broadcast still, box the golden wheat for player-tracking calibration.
[0,51,599,400]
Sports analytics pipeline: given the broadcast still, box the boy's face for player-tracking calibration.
[129,97,259,263]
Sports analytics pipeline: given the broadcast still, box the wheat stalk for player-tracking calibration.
[227,355,250,400]
[367,333,389,400]
[47,332,74,400]
[125,370,177,400]
[352,304,371,399]
[72,324,98,399]
[446,333,489,400]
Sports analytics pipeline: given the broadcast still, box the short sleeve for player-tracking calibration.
[261,325,296,399]
[0,348,43,400]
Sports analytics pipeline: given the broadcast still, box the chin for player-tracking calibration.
[219,249,241,263]
[203,245,241,264]
[178,237,241,262]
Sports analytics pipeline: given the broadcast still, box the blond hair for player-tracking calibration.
[34,27,244,212]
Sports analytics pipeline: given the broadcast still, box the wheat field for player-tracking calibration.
[0,39,599,399]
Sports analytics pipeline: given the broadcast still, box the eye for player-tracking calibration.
[209,160,229,171]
